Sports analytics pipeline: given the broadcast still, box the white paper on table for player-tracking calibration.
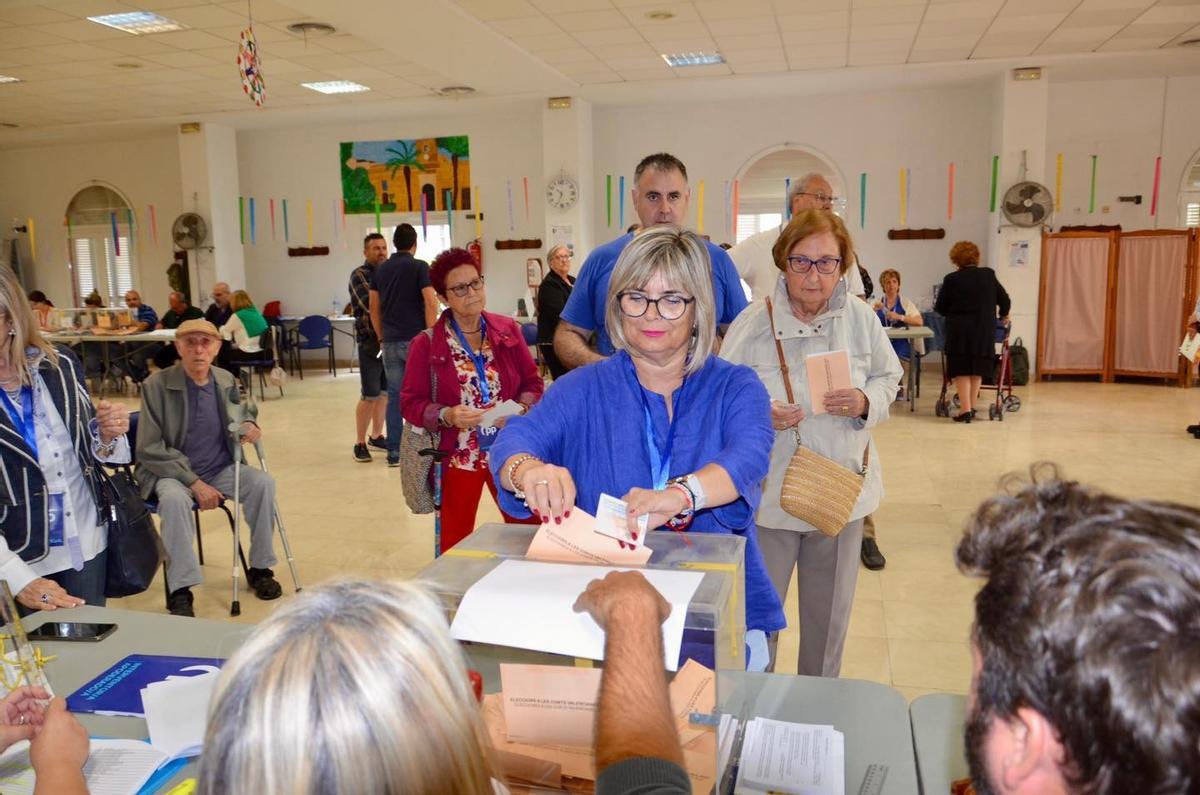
[141,669,220,760]
[481,400,524,428]
[449,558,703,671]
[735,718,845,795]
[0,738,168,795]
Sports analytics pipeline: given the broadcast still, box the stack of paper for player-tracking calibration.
[734,718,845,795]
[141,670,220,760]
[0,738,176,795]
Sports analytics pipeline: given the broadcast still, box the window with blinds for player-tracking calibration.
[104,236,133,302]
[1183,199,1199,228]
[73,239,96,298]
[735,213,782,245]
[70,232,135,305]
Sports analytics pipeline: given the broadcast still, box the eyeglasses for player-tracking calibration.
[446,277,485,298]
[799,192,839,206]
[785,255,842,275]
[617,291,694,320]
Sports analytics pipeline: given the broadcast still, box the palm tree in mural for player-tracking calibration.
[385,141,425,211]
[438,136,470,208]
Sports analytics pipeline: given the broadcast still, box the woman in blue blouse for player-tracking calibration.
[490,227,784,652]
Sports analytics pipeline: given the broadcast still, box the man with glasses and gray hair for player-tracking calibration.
[729,173,865,302]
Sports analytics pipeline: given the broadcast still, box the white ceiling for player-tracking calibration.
[0,0,1197,147]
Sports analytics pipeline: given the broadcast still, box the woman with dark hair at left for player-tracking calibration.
[0,265,130,611]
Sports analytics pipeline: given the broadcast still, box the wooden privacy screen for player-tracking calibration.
[1037,228,1199,384]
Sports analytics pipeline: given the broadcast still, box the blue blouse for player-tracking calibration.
[489,351,786,634]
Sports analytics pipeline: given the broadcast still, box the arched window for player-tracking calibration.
[1179,150,1200,228]
[65,185,139,306]
[735,146,845,245]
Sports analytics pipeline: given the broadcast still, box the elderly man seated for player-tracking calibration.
[135,319,281,617]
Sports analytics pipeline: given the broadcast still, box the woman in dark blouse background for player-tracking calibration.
[934,241,1011,423]
[536,245,576,380]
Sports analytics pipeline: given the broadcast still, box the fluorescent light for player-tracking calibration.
[661,51,725,67]
[87,12,185,35]
[301,81,371,94]
[0,75,20,84]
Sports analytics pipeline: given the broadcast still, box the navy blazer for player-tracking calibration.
[0,347,105,563]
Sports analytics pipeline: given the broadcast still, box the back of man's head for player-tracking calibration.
[634,153,687,184]
[393,224,417,252]
[957,464,1200,794]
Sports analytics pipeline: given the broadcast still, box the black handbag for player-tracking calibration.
[98,466,162,598]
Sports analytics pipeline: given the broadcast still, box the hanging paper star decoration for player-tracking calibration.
[237,27,266,107]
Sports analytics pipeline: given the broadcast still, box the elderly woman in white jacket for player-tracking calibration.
[721,209,901,677]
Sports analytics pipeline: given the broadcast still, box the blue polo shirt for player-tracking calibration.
[560,233,748,355]
[133,304,158,328]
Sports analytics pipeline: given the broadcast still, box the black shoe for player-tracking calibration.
[1193,428,1200,439]
[1187,424,1200,434]
[861,538,886,571]
[953,411,973,423]
[167,587,195,617]
[368,435,388,450]
[387,454,401,467]
[247,568,283,600]
[353,443,372,463]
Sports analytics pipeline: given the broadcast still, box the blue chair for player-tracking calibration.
[520,322,547,377]
[236,327,284,401]
[121,412,249,599]
[290,315,335,379]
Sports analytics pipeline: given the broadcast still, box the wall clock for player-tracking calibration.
[546,172,579,210]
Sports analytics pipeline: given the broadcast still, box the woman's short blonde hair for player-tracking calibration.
[878,269,901,287]
[0,265,57,386]
[604,226,716,377]
[772,210,855,277]
[230,290,254,312]
[196,580,497,795]
[949,241,980,267]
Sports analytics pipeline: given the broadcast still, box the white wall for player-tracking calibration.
[236,105,545,320]
[0,136,182,310]
[592,83,996,308]
[1049,75,1200,230]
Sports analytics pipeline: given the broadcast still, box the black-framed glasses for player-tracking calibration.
[617,291,694,320]
[446,276,485,297]
[785,255,842,275]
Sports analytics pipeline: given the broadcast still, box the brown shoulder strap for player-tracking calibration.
[764,298,795,404]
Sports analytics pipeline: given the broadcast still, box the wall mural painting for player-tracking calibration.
[340,136,471,214]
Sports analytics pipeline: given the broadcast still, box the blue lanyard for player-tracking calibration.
[881,295,904,326]
[450,315,490,405]
[0,385,38,459]
[639,378,687,490]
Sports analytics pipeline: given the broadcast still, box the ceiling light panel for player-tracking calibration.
[301,80,371,94]
[661,51,726,66]
[87,12,186,35]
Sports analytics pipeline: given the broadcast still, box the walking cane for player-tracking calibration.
[230,423,244,617]
[251,438,302,593]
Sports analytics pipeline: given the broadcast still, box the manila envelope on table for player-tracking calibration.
[806,349,852,415]
[526,508,652,567]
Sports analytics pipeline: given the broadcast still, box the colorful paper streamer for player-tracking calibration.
[989,155,999,213]
[522,176,530,223]
[473,185,481,239]
[899,169,907,227]
[1088,155,1098,214]
[111,212,121,257]
[148,205,157,245]
[618,175,625,230]
[269,199,276,241]
[305,199,313,246]
[128,208,137,253]
[282,199,290,242]
[697,180,705,235]
[859,173,866,229]
[249,198,256,245]
[1150,156,1161,217]
[420,191,428,241]
[445,189,454,240]
[1054,154,1063,213]
[373,200,381,234]
[784,178,791,220]
[238,197,245,245]
[27,217,35,263]
[947,163,955,221]
[506,179,515,232]
[606,175,612,228]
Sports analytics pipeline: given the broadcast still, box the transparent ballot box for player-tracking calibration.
[417,523,746,687]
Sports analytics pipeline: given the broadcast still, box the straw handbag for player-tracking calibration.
[766,298,868,537]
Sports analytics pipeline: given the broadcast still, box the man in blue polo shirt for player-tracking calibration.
[554,152,747,370]
[121,289,160,382]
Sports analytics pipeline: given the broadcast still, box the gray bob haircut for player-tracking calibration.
[787,172,827,204]
[604,226,716,377]
[196,579,497,795]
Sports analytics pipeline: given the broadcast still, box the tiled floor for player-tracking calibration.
[108,363,1200,699]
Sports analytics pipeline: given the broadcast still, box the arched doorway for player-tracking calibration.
[734,145,846,244]
[65,184,139,307]
[1178,148,1200,227]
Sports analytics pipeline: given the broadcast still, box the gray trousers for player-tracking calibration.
[155,464,279,591]
[759,518,864,677]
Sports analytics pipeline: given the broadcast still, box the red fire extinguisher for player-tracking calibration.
[467,238,483,271]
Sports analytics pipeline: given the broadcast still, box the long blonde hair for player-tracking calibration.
[196,580,497,795]
[0,265,57,385]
